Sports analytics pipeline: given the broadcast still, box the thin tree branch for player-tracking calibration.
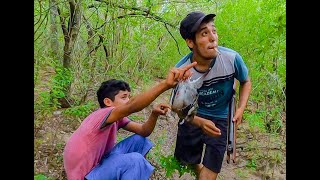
[34,0,43,27]
[34,8,49,36]
[86,2,104,20]
[144,14,176,28]
[92,0,177,30]
[164,23,182,56]
[34,0,64,39]
[68,0,76,37]
[34,13,50,42]
[56,5,68,39]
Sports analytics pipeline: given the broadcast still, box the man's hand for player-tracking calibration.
[233,78,251,127]
[192,116,221,137]
[200,120,221,137]
[233,108,244,127]
[165,62,197,88]
[152,103,171,116]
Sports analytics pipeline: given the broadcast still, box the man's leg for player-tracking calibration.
[110,134,154,156]
[85,152,154,180]
[194,163,218,180]
[174,120,204,168]
[85,134,155,180]
[194,164,203,175]
[200,118,228,180]
[199,166,218,180]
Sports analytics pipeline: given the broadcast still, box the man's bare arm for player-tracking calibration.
[105,62,197,125]
[233,77,252,125]
[124,104,170,137]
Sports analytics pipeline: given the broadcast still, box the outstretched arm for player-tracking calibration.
[104,62,197,125]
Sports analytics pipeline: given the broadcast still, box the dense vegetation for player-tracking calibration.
[34,0,286,179]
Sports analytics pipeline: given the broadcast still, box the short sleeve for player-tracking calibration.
[97,105,131,131]
[98,107,130,130]
[117,117,130,129]
[234,53,249,82]
[98,107,114,130]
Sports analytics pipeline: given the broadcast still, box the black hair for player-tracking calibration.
[96,79,131,108]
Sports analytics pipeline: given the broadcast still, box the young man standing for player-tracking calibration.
[173,11,252,180]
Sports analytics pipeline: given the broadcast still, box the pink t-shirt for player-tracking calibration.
[63,107,130,180]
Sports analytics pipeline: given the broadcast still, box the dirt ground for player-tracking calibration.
[34,82,286,180]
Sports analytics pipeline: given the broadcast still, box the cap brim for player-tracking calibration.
[190,14,216,33]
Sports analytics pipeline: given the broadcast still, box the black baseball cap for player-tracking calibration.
[180,11,216,40]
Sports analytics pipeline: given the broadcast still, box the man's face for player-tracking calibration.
[192,21,219,60]
[112,90,130,107]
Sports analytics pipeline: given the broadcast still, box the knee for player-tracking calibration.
[127,152,145,162]
[131,134,148,143]
[130,152,144,157]
[199,166,218,180]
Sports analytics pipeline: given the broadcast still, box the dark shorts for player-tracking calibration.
[174,115,228,173]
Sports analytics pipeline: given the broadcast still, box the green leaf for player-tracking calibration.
[34,174,47,180]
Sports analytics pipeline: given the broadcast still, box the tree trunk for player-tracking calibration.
[57,0,82,108]
[62,0,82,69]
[79,15,96,104]
[49,0,59,57]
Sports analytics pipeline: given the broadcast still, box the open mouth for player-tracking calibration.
[208,45,217,50]
[208,46,220,53]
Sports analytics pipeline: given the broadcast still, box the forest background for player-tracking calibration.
[34,0,286,179]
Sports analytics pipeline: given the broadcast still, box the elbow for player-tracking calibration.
[247,80,252,91]
[245,80,252,89]
[137,125,151,137]
[140,127,152,137]
[144,133,151,137]
[245,77,252,85]
[240,78,252,90]
[139,132,151,137]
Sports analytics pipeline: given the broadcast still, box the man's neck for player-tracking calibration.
[191,55,216,73]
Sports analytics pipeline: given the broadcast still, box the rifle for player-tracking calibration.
[226,81,237,164]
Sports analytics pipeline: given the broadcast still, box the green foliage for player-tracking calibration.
[34,91,56,133]
[146,130,196,178]
[35,58,73,113]
[116,133,126,143]
[128,115,145,121]
[159,155,196,178]
[37,91,56,113]
[235,168,249,179]
[217,0,286,135]
[147,132,166,163]
[265,106,283,134]
[244,110,266,132]
[246,158,257,170]
[270,150,283,164]
[51,66,73,101]
[34,174,54,180]
[63,101,96,118]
